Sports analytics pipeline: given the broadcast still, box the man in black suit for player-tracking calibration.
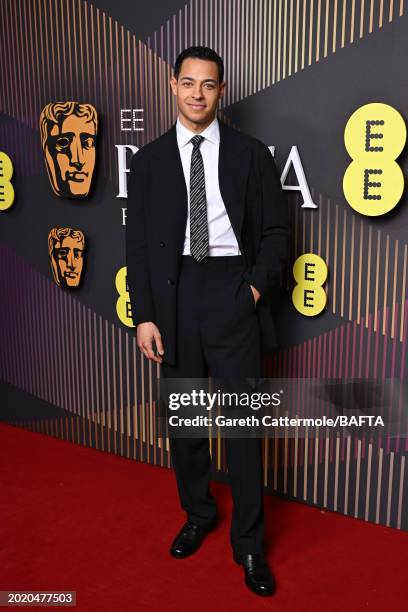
[126,46,289,597]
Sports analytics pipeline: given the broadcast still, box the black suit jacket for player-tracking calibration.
[125,116,290,365]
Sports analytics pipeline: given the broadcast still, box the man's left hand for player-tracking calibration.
[250,285,261,305]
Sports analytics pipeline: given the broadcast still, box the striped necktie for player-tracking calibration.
[189,134,209,262]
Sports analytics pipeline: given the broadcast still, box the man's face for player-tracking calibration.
[52,236,84,287]
[44,114,96,197]
[170,57,225,129]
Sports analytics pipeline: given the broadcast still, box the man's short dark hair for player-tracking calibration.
[174,46,224,83]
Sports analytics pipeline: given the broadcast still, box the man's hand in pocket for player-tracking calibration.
[250,285,261,305]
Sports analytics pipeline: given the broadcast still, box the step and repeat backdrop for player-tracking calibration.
[0,0,407,530]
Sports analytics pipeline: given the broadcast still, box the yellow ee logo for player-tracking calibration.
[0,152,15,211]
[343,103,406,216]
[292,254,328,316]
[115,266,134,327]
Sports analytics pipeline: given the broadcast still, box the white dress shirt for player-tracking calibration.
[176,115,241,256]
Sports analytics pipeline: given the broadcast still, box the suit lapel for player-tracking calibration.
[218,118,249,251]
[151,123,188,253]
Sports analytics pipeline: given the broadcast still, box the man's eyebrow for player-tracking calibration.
[180,76,217,83]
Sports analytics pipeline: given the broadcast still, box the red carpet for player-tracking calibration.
[1,422,407,611]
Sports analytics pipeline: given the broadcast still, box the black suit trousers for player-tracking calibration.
[161,254,265,555]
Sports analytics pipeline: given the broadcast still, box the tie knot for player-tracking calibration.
[190,134,204,148]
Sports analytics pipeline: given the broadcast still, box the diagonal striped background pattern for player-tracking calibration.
[289,190,408,342]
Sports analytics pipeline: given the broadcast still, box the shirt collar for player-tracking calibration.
[176,114,220,148]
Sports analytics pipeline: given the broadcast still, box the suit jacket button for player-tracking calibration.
[167,279,174,285]
[160,241,165,247]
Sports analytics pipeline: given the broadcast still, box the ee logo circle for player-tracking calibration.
[343,103,406,216]
[292,254,328,316]
[116,266,134,327]
[0,152,15,211]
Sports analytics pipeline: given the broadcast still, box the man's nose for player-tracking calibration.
[191,85,204,98]
[70,137,85,167]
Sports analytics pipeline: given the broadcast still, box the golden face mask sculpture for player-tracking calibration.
[40,102,98,198]
[48,227,85,288]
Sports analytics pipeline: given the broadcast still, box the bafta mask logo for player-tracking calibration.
[40,102,98,198]
[48,227,85,288]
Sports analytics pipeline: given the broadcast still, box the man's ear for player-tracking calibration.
[170,76,178,95]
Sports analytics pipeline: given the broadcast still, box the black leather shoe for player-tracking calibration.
[170,518,217,559]
[233,552,276,596]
